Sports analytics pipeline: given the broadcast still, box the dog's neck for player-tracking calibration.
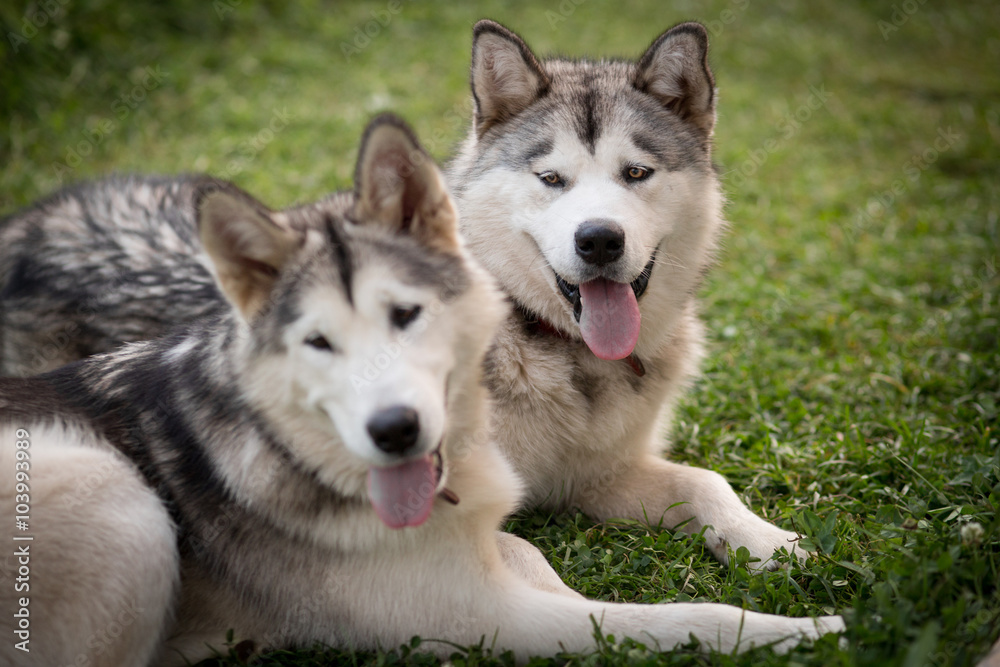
[513,302,646,377]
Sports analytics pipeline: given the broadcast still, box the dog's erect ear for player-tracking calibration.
[353,114,459,253]
[635,22,716,137]
[470,19,549,138]
[198,187,300,319]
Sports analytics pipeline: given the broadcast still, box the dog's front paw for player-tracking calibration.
[768,614,845,654]
[706,519,810,571]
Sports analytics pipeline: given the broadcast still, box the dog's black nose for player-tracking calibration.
[575,220,625,266]
[367,406,421,455]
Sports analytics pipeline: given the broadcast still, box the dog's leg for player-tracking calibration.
[160,572,244,667]
[575,454,805,569]
[471,583,843,659]
[353,568,843,658]
[334,527,842,660]
[496,532,584,599]
[0,433,178,667]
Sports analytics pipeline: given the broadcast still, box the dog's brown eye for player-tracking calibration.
[305,333,335,352]
[538,171,564,187]
[390,305,422,330]
[625,166,651,181]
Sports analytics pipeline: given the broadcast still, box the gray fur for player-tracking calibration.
[1,21,819,571]
[446,20,817,567]
[0,175,224,375]
[0,114,844,666]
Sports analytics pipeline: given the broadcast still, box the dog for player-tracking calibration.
[0,115,843,666]
[2,21,817,571]
[446,20,809,566]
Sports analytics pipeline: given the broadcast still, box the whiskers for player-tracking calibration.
[650,250,687,272]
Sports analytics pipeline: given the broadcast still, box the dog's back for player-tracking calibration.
[0,175,224,376]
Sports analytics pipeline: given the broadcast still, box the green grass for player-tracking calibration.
[2,1,998,665]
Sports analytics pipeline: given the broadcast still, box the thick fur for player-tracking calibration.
[3,21,815,570]
[0,175,228,375]
[0,116,842,665]
[447,20,806,566]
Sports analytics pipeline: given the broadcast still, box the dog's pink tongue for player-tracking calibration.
[578,279,641,360]
[367,455,437,529]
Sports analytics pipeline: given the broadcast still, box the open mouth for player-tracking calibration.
[366,443,458,530]
[553,251,656,361]
[555,251,656,322]
[366,442,441,529]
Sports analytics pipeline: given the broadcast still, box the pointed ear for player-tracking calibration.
[197,187,300,319]
[353,114,459,253]
[635,22,716,136]
[470,19,549,138]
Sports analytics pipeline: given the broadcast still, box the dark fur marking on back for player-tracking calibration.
[0,256,40,301]
[32,350,242,562]
[26,363,181,518]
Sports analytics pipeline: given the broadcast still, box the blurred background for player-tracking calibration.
[1,1,997,665]
[2,1,997,210]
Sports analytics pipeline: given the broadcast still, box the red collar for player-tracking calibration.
[516,305,646,377]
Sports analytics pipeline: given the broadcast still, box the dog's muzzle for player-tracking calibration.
[555,251,657,322]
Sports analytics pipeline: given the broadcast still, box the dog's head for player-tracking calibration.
[452,21,725,360]
[197,115,504,529]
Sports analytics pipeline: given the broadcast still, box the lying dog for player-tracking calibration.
[0,115,842,666]
[449,20,807,566]
[1,21,819,571]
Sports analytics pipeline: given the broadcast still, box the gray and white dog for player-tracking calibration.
[0,116,843,666]
[3,21,808,567]
[449,20,805,565]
